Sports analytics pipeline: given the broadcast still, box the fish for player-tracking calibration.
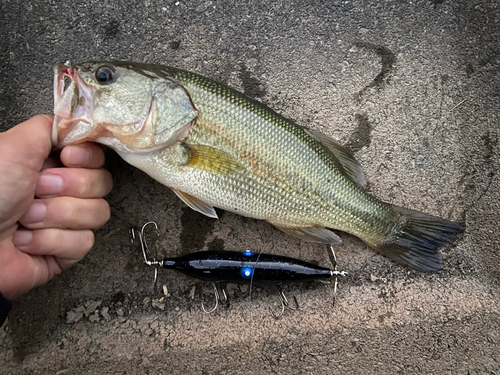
[52,61,464,272]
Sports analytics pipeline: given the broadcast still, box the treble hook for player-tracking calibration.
[201,282,230,314]
[329,245,348,307]
[134,221,161,287]
[269,286,299,319]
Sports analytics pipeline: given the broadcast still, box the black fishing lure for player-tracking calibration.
[134,222,347,317]
[153,249,341,283]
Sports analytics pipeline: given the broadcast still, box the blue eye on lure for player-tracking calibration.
[240,265,254,279]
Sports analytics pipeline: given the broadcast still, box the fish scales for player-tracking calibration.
[169,69,396,240]
[51,62,463,271]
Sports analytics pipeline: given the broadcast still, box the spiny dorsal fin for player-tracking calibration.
[184,144,243,175]
[273,225,342,244]
[304,128,367,187]
[171,188,218,219]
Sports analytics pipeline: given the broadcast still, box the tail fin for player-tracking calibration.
[375,206,464,272]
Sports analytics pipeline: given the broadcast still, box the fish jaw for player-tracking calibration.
[51,62,156,151]
[52,63,97,148]
[52,62,199,153]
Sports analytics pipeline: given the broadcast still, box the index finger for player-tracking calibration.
[60,142,106,169]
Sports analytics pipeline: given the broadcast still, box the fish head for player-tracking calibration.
[52,61,198,153]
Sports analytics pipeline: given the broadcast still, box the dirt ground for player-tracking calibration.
[1,0,499,374]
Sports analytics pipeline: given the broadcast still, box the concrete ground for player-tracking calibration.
[1,0,499,374]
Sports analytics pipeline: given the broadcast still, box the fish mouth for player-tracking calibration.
[52,63,94,147]
[51,63,156,152]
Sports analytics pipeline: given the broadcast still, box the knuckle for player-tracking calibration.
[82,230,95,252]
[90,144,106,167]
[100,200,111,224]
[53,198,76,224]
[89,199,110,229]
[54,228,68,244]
[102,170,113,196]
[78,173,94,197]
[40,228,62,247]
[77,170,112,197]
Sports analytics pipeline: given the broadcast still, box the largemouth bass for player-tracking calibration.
[52,61,463,271]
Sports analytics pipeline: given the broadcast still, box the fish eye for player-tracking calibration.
[95,66,114,84]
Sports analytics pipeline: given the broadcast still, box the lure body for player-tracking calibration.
[159,250,335,284]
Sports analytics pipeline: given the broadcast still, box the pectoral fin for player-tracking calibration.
[304,128,366,187]
[274,225,342,244]
[171,188,218,219]
[184,144,243,175]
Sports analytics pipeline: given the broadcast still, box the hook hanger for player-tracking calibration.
[329,245,348,307]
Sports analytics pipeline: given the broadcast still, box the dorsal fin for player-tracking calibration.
[304,128,366,187]
[184,144,243,175]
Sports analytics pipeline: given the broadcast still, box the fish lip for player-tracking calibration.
[52,63,71,146]
[52,63,94,148]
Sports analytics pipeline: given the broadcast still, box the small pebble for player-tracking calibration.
[66,306,85,324]
[152,299,166,310]
[189,286,196,300]
[89,312,100,323]
[83,300,102,317]
[100,307,111,322]
[246,58,258,69]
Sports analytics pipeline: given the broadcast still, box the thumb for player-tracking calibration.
[0,115,54,235]
[1,115,54,172]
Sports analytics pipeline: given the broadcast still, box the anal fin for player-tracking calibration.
[274,225,341,244]
[171,188,218,219]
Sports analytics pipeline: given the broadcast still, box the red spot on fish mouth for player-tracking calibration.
[55,64,76,109]
[62,68,73,78]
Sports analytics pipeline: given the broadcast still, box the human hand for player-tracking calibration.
[0,115,112,300]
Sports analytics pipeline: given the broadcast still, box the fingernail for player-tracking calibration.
[12,229,33,247]
[66,145,91,165]
[21,203,47,224]
[37,174,63,197]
